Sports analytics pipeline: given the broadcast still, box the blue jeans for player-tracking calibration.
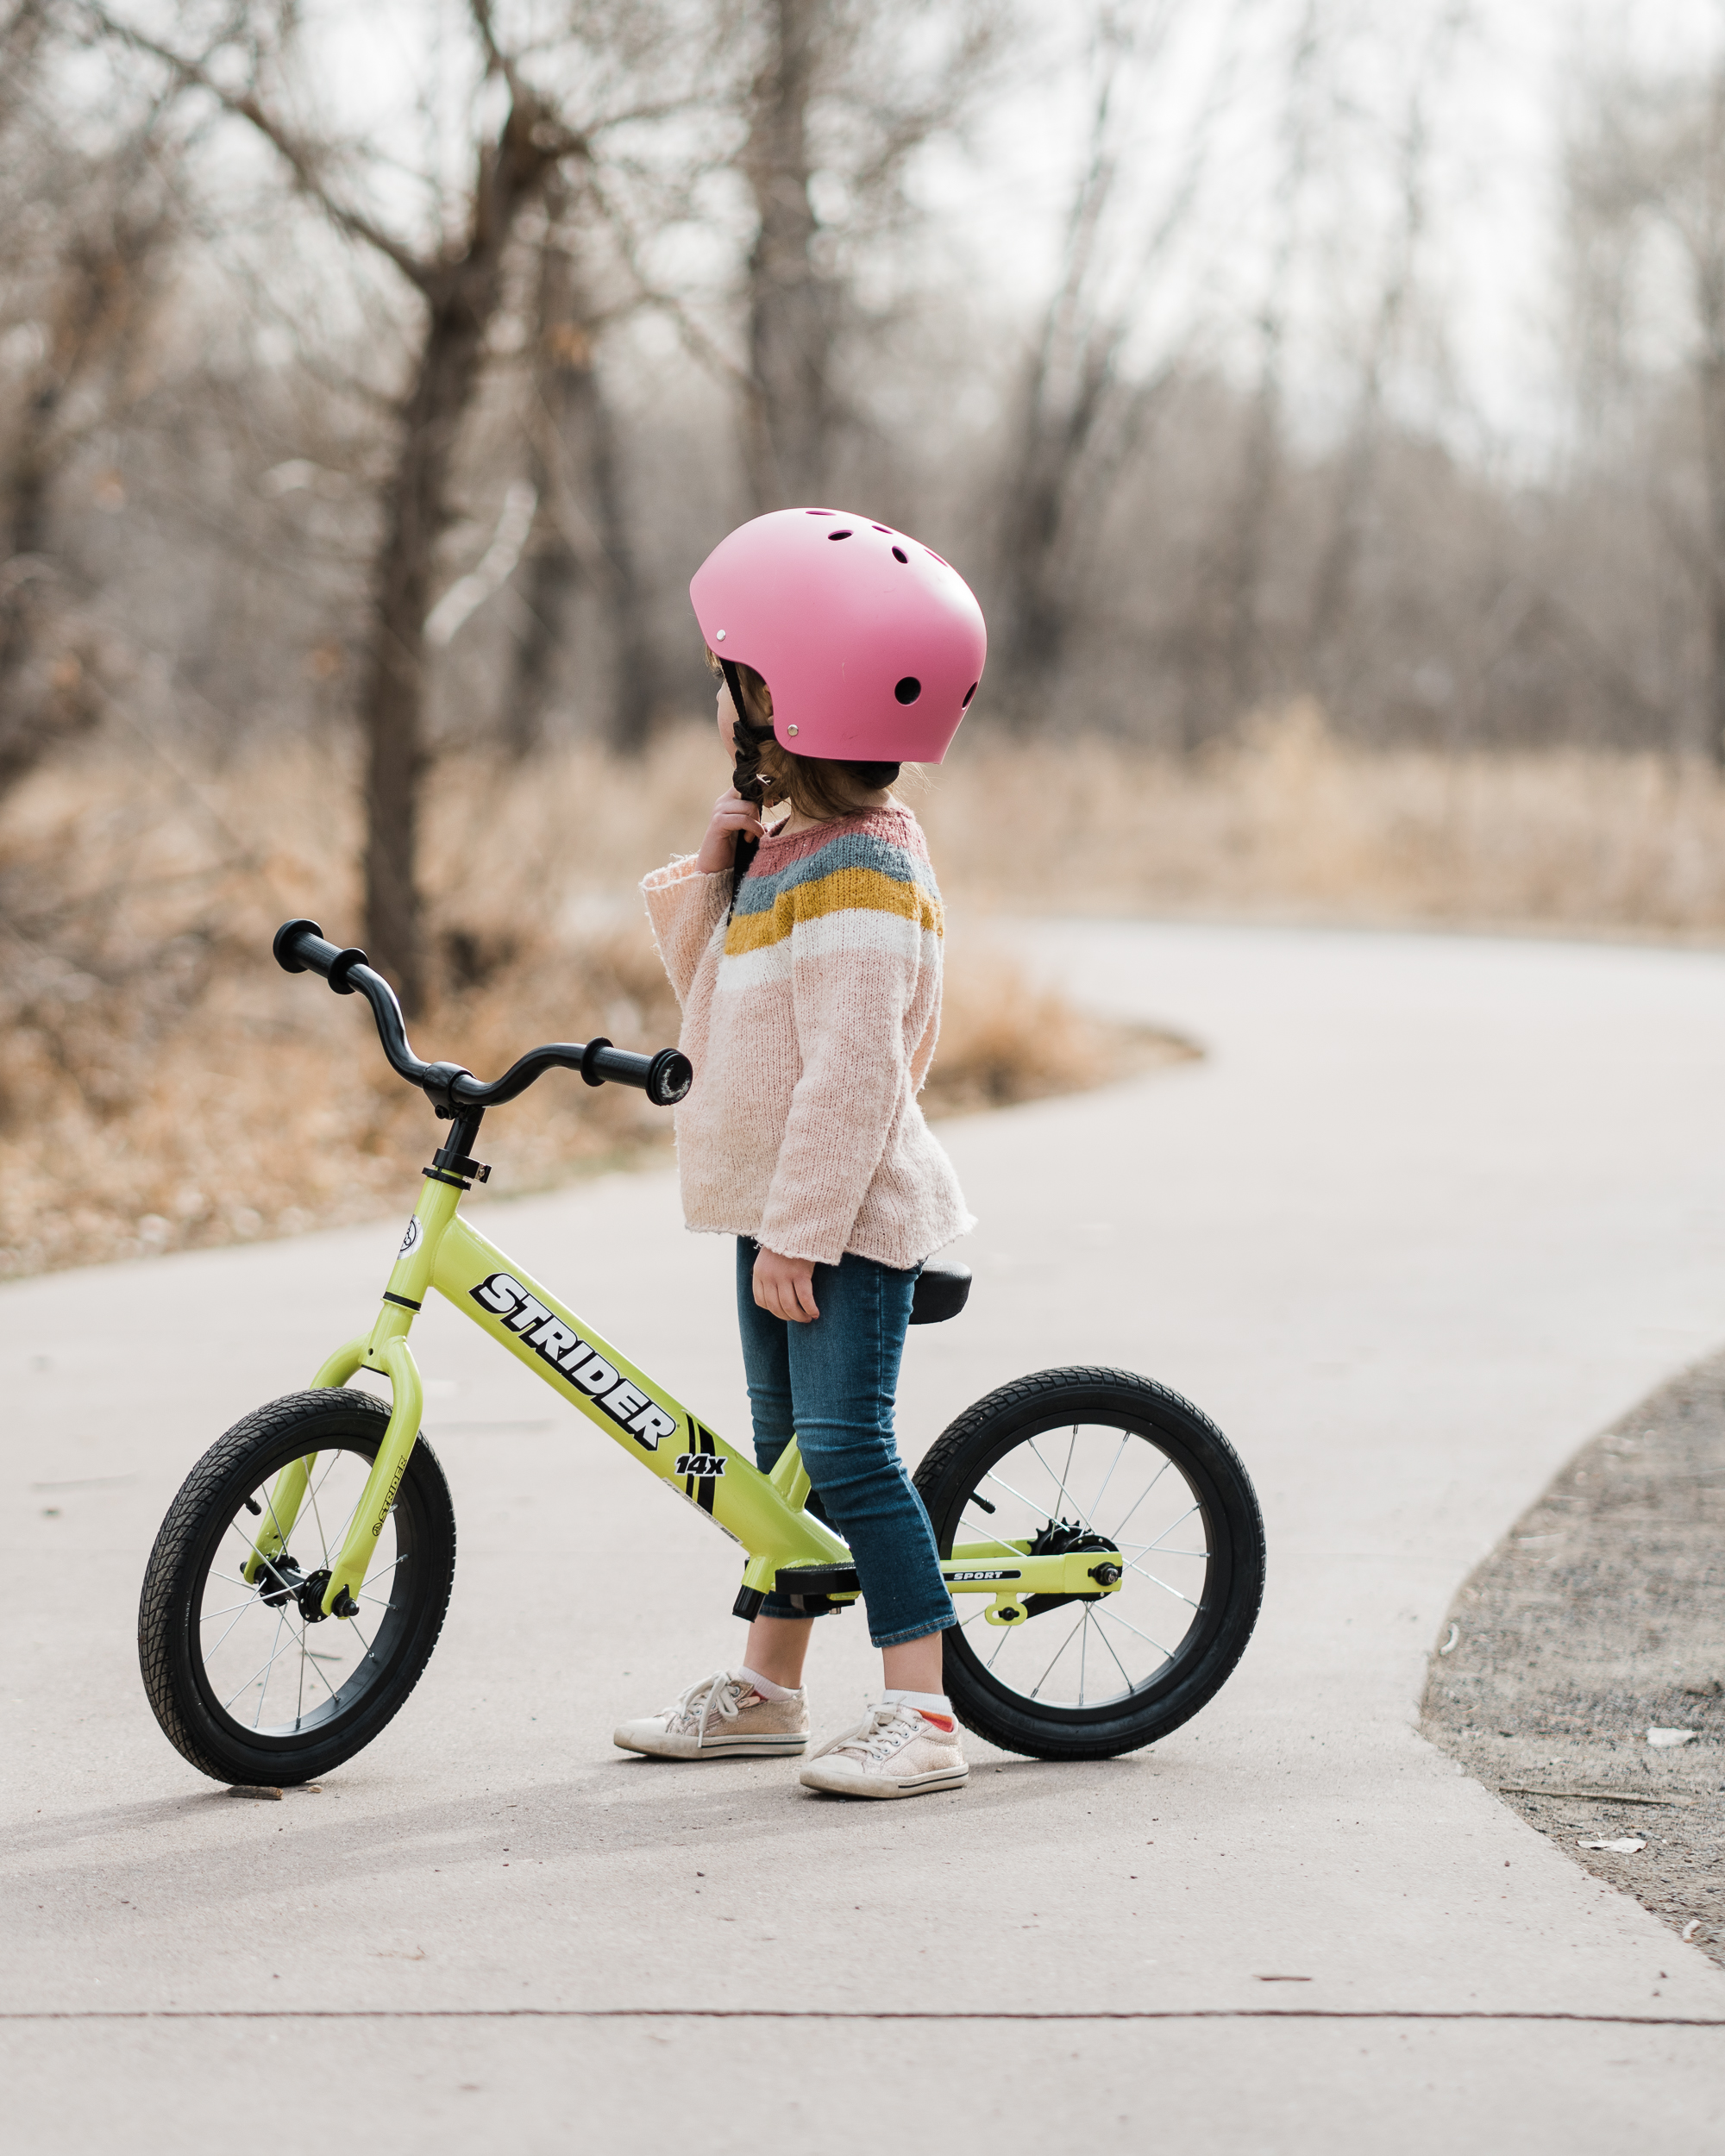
[736,1239,956,1649]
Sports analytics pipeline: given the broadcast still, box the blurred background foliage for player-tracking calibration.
[4,0,1725,1272]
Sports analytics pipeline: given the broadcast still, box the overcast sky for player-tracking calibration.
[176,0,1725,471]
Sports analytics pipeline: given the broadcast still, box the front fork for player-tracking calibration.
[244,1174,455,1619]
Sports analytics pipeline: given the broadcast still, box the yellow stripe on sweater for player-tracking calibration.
[724,865,943,958]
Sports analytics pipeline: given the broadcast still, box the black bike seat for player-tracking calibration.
[910,1261,971,1326]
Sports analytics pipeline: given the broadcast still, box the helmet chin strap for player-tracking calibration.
[719,656,775,915]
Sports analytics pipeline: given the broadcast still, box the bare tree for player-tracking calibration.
[0,12,174,796]
[93,0,699,1006]
[505,176,657,756]
[1568,55,1725,765]
[1202,0,1324,730]
[990,3,1239,725]
[1304,5,1464,697]
[732,0,1000,511]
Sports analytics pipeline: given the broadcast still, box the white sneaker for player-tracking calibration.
[799,1701,969,1799]
[613,1670,810,1761]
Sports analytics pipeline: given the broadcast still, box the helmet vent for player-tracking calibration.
[873,523,891,532]
[925,548,948,566]
[828,529,853,540]
[962,682,977,707]
[894,677,922,705]
[806,508,835,516]
[891,546,908,562]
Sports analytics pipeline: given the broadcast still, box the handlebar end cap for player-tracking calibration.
[273,919,324,975]
[647,1048,693,1107]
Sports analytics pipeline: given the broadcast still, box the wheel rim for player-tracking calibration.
[185,1438,422,1750]
[938,1417,1226,1723]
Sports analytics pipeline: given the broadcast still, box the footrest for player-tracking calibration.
[775,1564,860,1598]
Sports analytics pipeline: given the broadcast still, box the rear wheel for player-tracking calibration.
[138,1389,455,1785]
[913,1367,1264,1760]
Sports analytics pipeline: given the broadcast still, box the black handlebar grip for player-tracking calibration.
[579,1042,692,1105]
[273,918,328,975]
[646,1048,693,1107]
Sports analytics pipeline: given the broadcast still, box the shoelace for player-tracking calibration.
[831,1703,927,1762]
[668,1670,748,1744]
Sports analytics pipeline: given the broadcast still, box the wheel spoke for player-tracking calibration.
[1143,1503,1201,1553]
[299,1646,342,1705]
[1029,1610,1088,1699]
[225,1608,289,1720]
[982,1465,1057,1518]
[1109,1457,1172,1540]
[955,1509,1034,1564]
[1088,1432,1130,1523]
[1027,1438,1096,1534]
[1093,1601,1175,1661]
[1122,1557,1199,1607]
[1092,1610,1138,1691]
[203,1592,260,1663]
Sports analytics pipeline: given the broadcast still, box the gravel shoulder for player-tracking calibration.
[1423,1351,1725,1967]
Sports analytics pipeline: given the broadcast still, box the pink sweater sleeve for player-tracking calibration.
[756,912,921,1267]
[640,856,731,1006]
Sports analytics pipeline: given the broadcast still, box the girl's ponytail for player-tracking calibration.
[718,655,774,916]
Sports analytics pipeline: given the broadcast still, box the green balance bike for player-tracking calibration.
[139,921,1265,1785]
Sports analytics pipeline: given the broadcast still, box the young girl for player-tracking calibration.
[613,507,988,1799]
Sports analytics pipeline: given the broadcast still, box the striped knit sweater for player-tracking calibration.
[640,802,973,1269]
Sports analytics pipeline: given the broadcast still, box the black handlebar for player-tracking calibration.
[273,919,693,1113]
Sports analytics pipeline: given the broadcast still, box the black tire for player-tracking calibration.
[913,1367,1264,1760]
[138,1389,456,1786]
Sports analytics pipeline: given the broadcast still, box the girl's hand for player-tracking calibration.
[753,1245,819,1323]
[695,787,766,874]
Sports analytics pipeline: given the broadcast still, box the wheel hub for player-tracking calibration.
[1022,1518,1122,1616]
[255,1555,331,1624]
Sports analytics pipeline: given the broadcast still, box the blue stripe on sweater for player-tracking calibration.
[733,828,935,919]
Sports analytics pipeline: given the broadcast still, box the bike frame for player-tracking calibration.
[243,1169,1121,1626]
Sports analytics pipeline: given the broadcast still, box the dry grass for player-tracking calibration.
[5,704,1721,1280]
[919,699,1725,933]
[0,732,1179,1277]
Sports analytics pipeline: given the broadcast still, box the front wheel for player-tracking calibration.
[138,1389,456,1785]
[913,1368,1264,1760]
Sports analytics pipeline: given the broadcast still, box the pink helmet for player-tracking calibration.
[689,507,987,764]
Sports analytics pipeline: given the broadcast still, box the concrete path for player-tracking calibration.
[4,921,1725,2150]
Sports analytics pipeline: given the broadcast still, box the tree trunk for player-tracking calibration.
[740,0,831,509]
[361,108,558,1008]
[507,211,657,758]
[506,235,584,759]
[1700,345,1725,768]
[0,191,157,792]
[1693,126,1725,768]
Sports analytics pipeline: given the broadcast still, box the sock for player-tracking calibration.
[737,1665,799,1701]
[881,1688,954,1728]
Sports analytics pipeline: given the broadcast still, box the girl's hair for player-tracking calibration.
[705,648,901,821]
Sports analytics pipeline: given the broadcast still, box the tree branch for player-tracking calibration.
[78,3,437,293]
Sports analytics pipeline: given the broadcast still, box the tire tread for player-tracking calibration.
[138,1390,454,1785]
[913,1366,1264,1761]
